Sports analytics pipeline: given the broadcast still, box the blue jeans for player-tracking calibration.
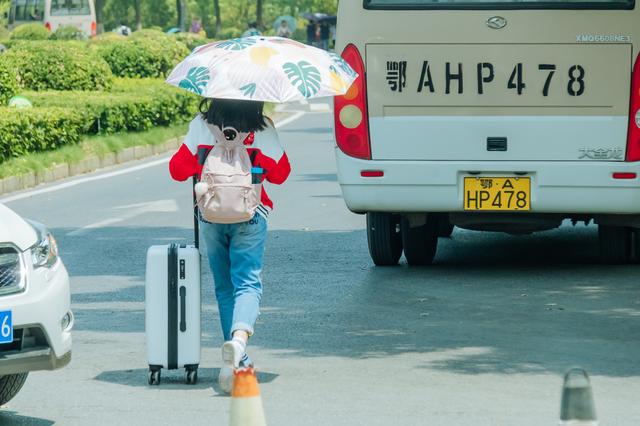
[200,214,267,341]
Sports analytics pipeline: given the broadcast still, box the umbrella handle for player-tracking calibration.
[192,175,200,249]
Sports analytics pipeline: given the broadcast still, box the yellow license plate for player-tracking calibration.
[464,177,531,211]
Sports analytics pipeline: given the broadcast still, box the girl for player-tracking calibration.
[169,98,291,393]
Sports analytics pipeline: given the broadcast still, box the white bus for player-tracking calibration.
[334,0,640,266]
[8,0,96,37]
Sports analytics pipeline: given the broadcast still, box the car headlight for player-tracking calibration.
[26,220,59,269]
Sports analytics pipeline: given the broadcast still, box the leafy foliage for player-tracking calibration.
[0,107,84,161]
[0,58,18,105]
[2,41,113,91]
[25,78,198,134]
[9,23,50,40]
[93,36,189,78]
[50,25,87,40]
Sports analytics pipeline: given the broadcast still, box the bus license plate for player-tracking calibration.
[464,177,531,211]
[0,311,12,344]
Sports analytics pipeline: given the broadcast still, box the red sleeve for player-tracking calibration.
[266,152,291,185]
[169,144,197,182]
[254,150,291,185]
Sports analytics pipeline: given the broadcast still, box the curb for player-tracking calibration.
[0,137,184,196]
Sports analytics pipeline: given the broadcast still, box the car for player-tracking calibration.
[0,203,72,406]
[334,0,640,266]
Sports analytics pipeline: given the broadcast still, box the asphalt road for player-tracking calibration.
[2,105,640,425]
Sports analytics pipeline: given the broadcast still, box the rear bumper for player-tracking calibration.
[336,149,640,214]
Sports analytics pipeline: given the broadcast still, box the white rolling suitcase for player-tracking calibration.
[145,178,202,386]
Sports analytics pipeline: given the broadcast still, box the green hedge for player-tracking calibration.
[0,59,18,105]
[93,36,189,78]
[25,79,198,134]
[3,41,113,91]
[9,23,49,40]
[50,25,86,40]
[0,107,84,161]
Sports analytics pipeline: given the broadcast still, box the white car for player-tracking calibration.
[0,203,72,406]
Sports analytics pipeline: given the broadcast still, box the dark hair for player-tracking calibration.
[199,98,267,133]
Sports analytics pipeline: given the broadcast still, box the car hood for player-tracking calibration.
[0,203,37,251]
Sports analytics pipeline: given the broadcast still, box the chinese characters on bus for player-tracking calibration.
[385,61,586,96]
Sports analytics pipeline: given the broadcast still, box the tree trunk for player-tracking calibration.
[95,0,104,34]
[256,0,263,29]
[134,0,142,31]
[213,0,221,36]
[176,0,185,31]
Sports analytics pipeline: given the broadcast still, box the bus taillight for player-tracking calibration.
[334,44,371,160]
[44,22,51,31]
[91,21,97,37]
[626,54,640,161]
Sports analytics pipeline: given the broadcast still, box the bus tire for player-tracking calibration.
[366,213,403,266]
[598,225,632,264]
[401,215,438,266]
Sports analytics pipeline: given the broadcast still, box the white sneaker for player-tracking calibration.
[218,365,233,394]
[222,339,244,369]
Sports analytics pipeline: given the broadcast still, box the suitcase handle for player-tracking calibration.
[179,286,186,332]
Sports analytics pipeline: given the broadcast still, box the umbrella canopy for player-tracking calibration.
[302,12,336,23]
[166,36,358,103]
[272,15,297,32]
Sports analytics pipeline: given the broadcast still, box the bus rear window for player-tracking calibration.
[365,0,634,9]
[11,0,45,22]
[50,0,91,16]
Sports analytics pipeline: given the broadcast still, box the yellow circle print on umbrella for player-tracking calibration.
[166,36,358,103]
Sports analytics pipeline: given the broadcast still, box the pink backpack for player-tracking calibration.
[194,124,262,224]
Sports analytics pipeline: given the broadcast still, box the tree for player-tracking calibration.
[134,0,142,30]
[213,0,221,35]
[256,0,263,29]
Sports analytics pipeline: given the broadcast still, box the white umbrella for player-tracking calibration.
[165,36,358,103]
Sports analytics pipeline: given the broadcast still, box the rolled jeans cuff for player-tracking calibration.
[231,322,254,337]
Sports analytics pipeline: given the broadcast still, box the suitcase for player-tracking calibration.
[145,177,202,386]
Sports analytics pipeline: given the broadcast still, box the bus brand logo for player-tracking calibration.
[486,16,507,30]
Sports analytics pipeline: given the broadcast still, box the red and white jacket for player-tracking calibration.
[169,115,291,215]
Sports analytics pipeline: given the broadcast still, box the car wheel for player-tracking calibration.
[0,373,28,406]
[436,213,454,238]
[401,215,438,266]
[366,213,403,266]
[599,225,632,264]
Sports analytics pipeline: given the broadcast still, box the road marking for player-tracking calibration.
[310,103,331,113]
[275,111,305,128]
[1,112,307,204]
[67,199,179,236]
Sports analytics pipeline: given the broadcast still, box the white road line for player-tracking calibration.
[1,111,307,204]
[67,218,124,236]
[309,103,331,113]
[275,111,305,128]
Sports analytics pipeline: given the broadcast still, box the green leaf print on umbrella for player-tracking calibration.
[329,53,357,78]
[283,61,321,99]
[240,83,257,98]
[216,38,257,51]
[178,67,210,95]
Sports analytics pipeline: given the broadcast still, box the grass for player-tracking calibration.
[0,123,188,179]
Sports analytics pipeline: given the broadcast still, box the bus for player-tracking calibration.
[8,0,96,37]
[334,0,640,266]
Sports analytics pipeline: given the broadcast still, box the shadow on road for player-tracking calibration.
[54,224,640,378]
[94,368,278,395]
[0,411,55,425]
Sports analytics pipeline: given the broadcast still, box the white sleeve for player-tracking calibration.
[183,115,210,154]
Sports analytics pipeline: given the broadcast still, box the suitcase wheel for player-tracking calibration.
[148,369,161,386]
[185,368,198,385]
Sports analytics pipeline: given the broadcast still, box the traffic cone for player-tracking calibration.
[559,368,598,426]
[229,367,267,426]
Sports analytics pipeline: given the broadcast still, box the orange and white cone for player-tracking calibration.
[229,367,267,426]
